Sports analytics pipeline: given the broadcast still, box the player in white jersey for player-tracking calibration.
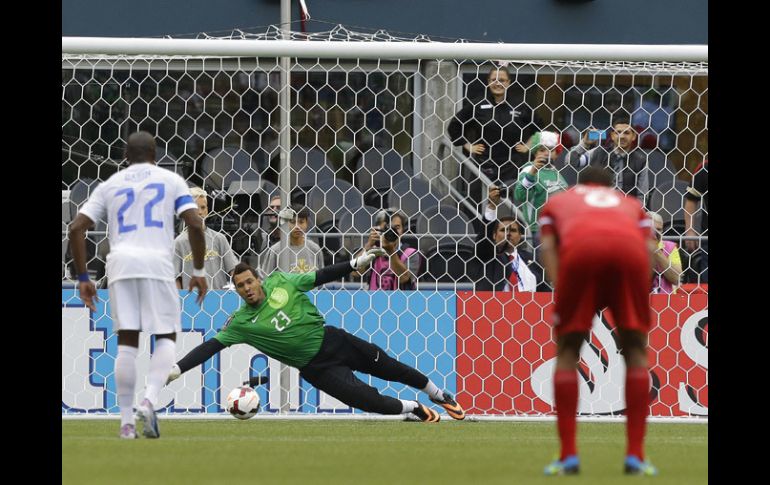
[69,131,209,439]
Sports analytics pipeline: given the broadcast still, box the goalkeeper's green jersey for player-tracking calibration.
[214,272,325,368]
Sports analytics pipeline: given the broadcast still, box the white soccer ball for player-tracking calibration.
[225,386,260,420]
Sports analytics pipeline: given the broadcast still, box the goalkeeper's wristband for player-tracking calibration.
[192,267,206,278]
[78,272,90,283]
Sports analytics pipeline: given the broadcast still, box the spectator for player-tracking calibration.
[565,115,650,206]
[512,131,568,247]
[230,208,262,270]
[648,211,682,294]
[353,209,422,290]
[631,90,675,151]
[447,64,542,203]
[174,187,239,290]
[471,188,541,291]
[683,159,708,283]
[261,205,324,275]
[258,194,282,253]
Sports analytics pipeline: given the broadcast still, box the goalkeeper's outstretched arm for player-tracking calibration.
[167,338,226,384]
[313,248,385,287]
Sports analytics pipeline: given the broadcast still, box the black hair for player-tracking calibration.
[578,166,615,186]
[124,131,156,164]
[232,262,260,280]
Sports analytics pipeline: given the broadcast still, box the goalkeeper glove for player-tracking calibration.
[166,364,181,385]
[278,207,297,224]
[350,247,387,271]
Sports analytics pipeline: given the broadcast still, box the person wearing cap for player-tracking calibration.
[512,131,569,248]
[260,204,324,276]
[565,114,650,206]
[174,186,239,290]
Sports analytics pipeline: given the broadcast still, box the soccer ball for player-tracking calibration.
[225,386,260,420]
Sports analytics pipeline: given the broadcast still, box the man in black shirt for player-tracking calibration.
[448,65,542,203]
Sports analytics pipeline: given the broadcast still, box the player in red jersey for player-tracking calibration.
[538,166,658,476]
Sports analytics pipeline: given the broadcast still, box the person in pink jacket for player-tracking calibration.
[648,211,681,294]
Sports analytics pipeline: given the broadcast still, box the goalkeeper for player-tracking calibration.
[166,255,465,422]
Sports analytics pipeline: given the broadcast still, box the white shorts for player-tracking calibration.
[108,279,181,334]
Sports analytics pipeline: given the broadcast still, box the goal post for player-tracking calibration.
[62,28,708,420]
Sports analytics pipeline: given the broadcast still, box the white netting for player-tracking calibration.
[62,25,707,418]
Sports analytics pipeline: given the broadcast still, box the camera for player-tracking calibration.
[588,129,607,141]
[497,185,509,199]
[381,225,399,243]
[372,209,402,245]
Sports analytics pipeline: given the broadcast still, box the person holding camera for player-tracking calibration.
[512,131,569,248]
[352,209,422,290]
[565,115,650,206]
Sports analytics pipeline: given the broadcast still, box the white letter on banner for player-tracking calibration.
[163,331,204,411]
[678,310,708,415]
[531,313,627,414]
[218,348,301,412]
[62,306,106,411]
[318,390,352,412]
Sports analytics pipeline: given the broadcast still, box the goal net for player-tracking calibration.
[62,25,708,419]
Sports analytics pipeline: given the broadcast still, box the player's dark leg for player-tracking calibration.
[300,365,438,422]
[611,247,658,475]
[116,330,140,439]
[342,331,427,388]
[545,331,586,475]
[340,329,464,419]
[618,328,657,475]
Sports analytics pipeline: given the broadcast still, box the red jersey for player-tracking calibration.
[539,184,655,336]
[538,184,653,251]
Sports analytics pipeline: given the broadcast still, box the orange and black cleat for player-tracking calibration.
[412,403,441,422]
[430,391,466,420]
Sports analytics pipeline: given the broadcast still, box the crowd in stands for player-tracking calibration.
[63,64,707,293]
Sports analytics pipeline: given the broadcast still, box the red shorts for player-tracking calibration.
[553,238,651,337]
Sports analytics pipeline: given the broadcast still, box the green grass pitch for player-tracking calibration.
[63,420,706,484]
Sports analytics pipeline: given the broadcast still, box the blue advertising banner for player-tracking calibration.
[62,289,457,414]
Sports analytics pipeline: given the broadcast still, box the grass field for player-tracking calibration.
[62,420,707,484]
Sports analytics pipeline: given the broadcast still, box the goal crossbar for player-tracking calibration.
[62,37,707,63]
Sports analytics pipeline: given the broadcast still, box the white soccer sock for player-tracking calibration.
[400,399,418,414]
[144,337,176,407]
[115,345,138,427]
[422,380,443,401]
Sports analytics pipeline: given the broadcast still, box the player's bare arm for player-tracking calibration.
[180,208,208,305]
[68,213,99,312]
[539,233,559,287]
[646,238,658,274]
